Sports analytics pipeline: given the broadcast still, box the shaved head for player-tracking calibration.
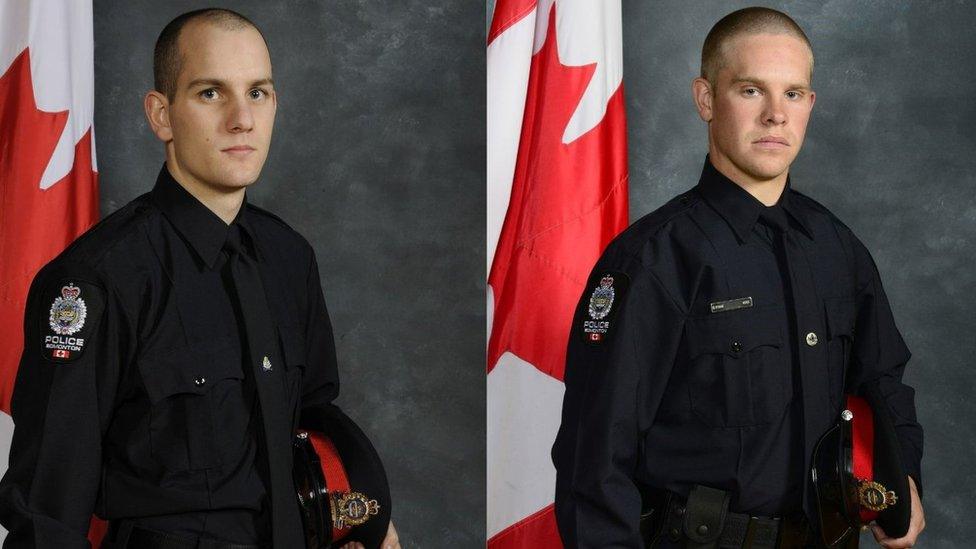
[154,8,268,101]
[701,7,813,85]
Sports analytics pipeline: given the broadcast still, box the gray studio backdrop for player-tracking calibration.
[70,2,481,547]
[486,1,974,547]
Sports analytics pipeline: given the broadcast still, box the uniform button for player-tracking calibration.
[676,506,685,516]
[670,528,679,537]
[805,332,819,346]
[194,377,206,386]
[730,341,742,353]
[697,524,709,535]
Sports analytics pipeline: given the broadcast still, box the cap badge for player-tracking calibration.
[331,491,380,529]
[857,479,898,512]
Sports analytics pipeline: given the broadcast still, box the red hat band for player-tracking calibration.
[847,395,898,523]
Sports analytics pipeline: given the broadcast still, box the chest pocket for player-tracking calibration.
[684,306,789,428]
[278,325,307,433]
[823,297,855,410]
[139,336,246,472]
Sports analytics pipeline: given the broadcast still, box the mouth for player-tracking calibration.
[222,146,256,157]
[753,136,789,149]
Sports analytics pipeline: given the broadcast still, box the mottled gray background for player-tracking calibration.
[91,2,484,547]
[486,0,972,547]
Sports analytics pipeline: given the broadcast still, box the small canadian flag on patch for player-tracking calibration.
[52,349,70,359]
[589,333,602,342]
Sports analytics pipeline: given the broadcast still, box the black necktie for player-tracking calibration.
[758,204,790,233]
[757,204,823,520]
[223,224,304,548]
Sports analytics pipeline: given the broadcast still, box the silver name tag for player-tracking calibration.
[709,296,753,313]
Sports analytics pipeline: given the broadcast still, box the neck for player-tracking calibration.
[165,154,245,225]
[708,148,787,207]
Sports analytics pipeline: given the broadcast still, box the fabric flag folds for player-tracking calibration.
[0,0,101,543]
[487,0,629,546]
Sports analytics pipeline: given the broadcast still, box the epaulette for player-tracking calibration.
[609,189,700,255]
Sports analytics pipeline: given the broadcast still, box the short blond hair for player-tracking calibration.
[701,7,813,85]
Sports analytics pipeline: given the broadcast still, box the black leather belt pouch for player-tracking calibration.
[682,484,731,549]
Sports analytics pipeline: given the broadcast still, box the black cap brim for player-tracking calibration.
[301,404,392,548]
[863,382,911,538]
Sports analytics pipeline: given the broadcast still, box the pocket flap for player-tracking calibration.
[824,297,855,340]
[139,336,243,404]
[685,306,782,358]
[278,325,307,368]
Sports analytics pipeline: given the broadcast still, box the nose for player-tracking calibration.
[761,95,787,126]
[226,95,254,133]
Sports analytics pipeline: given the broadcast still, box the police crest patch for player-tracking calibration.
[579,270,630,345]
[587,275,616,320]
[49,283,87,335]
[42,279,104,364]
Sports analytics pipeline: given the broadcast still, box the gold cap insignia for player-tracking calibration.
[857,479,898,512]
[330,491,380,529]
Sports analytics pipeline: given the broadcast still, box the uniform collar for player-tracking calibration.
[150,163,261,269]
[695,155,815,242]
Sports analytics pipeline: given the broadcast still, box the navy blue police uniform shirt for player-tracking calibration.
[0,164,340,547]
[552,156,923,548]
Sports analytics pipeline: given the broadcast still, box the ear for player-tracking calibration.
[808,90,816,111]
[692,77,714,123]
[144,90,173,142]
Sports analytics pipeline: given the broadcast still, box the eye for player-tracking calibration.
[200,88,219,101]
[743,87,761,97]
[786,90,802,100]
[249,88,268,100]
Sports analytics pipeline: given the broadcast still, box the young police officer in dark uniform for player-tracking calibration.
[0,9,399,549]
[553,8,924,549]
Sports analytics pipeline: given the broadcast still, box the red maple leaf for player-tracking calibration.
[0,45,103,547]
[487,5,629,382]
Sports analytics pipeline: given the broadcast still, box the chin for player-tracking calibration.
[739,155,790,182]
[215,165,261,189]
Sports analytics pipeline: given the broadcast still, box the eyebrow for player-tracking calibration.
[731,76,810,90]
[185,77,275,89]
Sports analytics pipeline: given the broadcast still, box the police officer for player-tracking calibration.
[0,9,399,549]
[552,7,924,549]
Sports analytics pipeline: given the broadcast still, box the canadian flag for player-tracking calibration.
[0,0,101,543]
[0,0,99,409]
[487,0,629,546]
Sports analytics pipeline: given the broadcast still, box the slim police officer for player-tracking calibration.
[552,8,924,549]
[0,9,399,549]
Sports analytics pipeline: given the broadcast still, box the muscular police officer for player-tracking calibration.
[0,9,399,549]
[553,8,924,549]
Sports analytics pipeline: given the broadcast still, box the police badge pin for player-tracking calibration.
[48,283,87,335]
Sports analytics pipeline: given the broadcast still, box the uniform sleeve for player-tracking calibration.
[847,235,924,500]
[298,247,340,423]
[552,257,686,548]
[0,264,129,548]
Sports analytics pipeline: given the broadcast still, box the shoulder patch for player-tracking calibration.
[40,279,105,364]
[578,270,630,345]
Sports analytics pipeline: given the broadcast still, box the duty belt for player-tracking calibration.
[643,485,818,549]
